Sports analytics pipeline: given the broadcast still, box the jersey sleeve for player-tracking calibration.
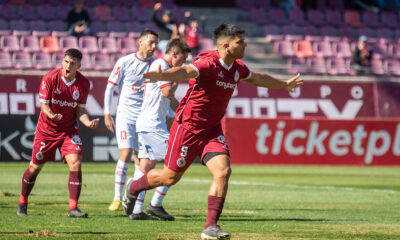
[108,58,124,86]
[189,57,211,78]
[236,59,252,80]
[149,59,172,89]
[38,74,52,104]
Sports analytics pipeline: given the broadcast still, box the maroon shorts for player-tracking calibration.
[164,122,229,172]
[31,130,83,164]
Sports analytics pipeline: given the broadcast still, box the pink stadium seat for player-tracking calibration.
[331,41,352,59]
[388,43,400,59]
[118,37,137,54]
[307,57,326,74]
[0,52,12,68]
[40,36,60,53]
[98,37,118,54]
[326,57,349,75]
[13,51,32,69]
[20,36,40,52]
[37,5,57,21]
[80,53,93,70]
[381,12,397,29]
[51,52,64,68]
[293,40,314,58]
[306,9,325,26]
[1,35,20,52]
[32,52,52,70]
[326,10,345,27]
[59,36,79,52]
[51,31,69,37]
[371,57,384,75]
[94,5,114,21]
[92,53,112,70]
[274,39,294,57]
[287,57,307,74]
[344,11,364,28]
[384,59,400,76]
[370,38,388,58]
[312,40,333,58]
[79,36,99,53]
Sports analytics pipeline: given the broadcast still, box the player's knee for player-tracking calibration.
[217,166,232,179]
[163,177,179,186]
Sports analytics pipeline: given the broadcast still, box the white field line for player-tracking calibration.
[89,174,400,194]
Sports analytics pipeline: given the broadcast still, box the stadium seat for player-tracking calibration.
[55,5,69,20]
[274,39,294,57]
[111,53,126,63]
[92,53,112,70]
[344,11,364,28]
[338,27,356,40]
[106,22,126,37]
[306,10,325,26]
[384,59,400,76]
[281,25,301,39]
[357,28,375,39]
[48,21,67,31]
[370,38,388,58]
[316,0,327,10]
[376,28,393,40]
[94,5,114,21]
[32,52,52,70]
[28,20,47,32]
[326,57,349,75]
[80,53,93,70]
[98,37,118,54]
[326,10,345,27]
[293,40,314,58]
[40,36,60,53]
[138,0,154,8]
[20,36,40,52]
[263,25,282,42]
[303,26,319,37]
[0,19,11,36]
[51,31,69,37]
[118,37,137,54]
[327,0,344,10]
[287,57,307,74]
[313,40,333,58]
[320,26,338,37]
[79,36,99,53]
[0,52,12,68]
[0,4,18,20]
[254,0,270,10]
[134,5,151,22]
[250,8,268,25]
[371,57,385,75]
[268,8,289,25]
[51,52,64,68]
[235,0,253,10]
[90,21,105,36]
[362,11,381,28]
[13,51,33,69]
[199,37,214,52]
[143,21,158,32]
[59,36,79,52]
[113,6,134,21]
[307,57,326,74]
[1,35,20,52]
[289,9,307,26]
[37,5,57,21]
[388,43,400,59]
[17,5,36,20]
[125,22,143,34]
[9,20,28,31]
[381,12,398,29]
[331,41,352,59]
[394,30,400,40]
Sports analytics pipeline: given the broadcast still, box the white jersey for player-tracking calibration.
[136,58,172,133]
[106,53,154,123]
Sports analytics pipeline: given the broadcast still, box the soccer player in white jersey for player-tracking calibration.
[125,38,192,221]
[104,30,159,216]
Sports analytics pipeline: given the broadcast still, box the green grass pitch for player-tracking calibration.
[1,162,400,239]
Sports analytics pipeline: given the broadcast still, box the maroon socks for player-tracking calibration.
[68,171,82,210]
[129,173,152,196]
[204,195,225,229]
[19,168,38,205]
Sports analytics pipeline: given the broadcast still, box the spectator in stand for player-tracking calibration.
[375,0,400,10]
[152,2,179,53]
[273,0,297,14]
[186,19,200,57]
[67,0,91,37]
[351,35,373,74]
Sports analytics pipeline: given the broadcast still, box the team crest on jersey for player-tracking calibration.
[234,70,239,82]
[72,90,79,100]
[177,157,186,167]
[36,152,44,160]
[218,71,224,78]
[114,66,121,75]
[71,135,82,145]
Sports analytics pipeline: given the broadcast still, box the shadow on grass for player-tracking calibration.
[222,216,330,222]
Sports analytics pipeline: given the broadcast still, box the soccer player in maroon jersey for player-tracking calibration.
[17,49,99,218]
[123,23,303,239]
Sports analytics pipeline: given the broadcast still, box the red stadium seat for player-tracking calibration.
[293,40,314,58]
[344,11,364,28]
[94,5,114,22]
[40,36,60,53]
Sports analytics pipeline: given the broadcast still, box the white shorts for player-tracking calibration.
[115,118,138,151]
[138,131,169,161]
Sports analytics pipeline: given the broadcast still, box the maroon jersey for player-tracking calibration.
[176,50,252,134]
[37,68,90,138]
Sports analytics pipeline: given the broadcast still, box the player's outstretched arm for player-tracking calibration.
[243,72,303,92]
[40,102,62,121]
[76,105,100,129]
[143,65,198,83]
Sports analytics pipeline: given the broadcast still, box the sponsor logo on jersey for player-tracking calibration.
[132,85,144,93]
[218,71,224,78]
[234,70,239,82]
[216,80,237,90]
[72,90,80,100]
[51,99,78,108]
[54,88,61,94]
[71,135,82,145]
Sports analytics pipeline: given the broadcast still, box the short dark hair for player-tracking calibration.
[140,29,159,39]
[165,38,192,54]
[213,23,245,40]
[64,48,82,61]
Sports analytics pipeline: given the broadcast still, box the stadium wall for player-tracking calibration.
[0,74,399,164]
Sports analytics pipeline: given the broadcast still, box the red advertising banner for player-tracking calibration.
[224,118,400,165]
[1,74,400,118]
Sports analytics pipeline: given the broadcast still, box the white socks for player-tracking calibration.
[151,186,169,207]
[114,160,129,201]
[133,164,146,214]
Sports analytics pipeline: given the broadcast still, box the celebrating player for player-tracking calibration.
[17,48,99,218]
[104,29,161,216]
[123,23,303,239]
[125,38,191,221]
